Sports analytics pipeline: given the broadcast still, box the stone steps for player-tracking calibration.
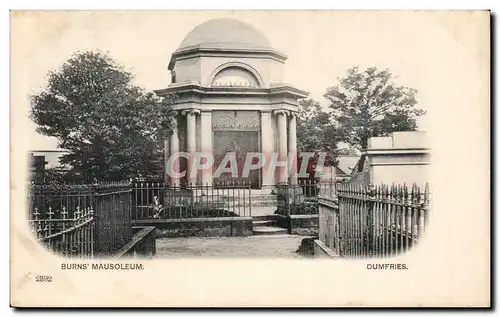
[252,214,288,235]
[252,226,288,235]
[252,220,276,227]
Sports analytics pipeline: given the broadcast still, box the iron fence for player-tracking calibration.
[318,182,430,258]
[27,181,132,258]
[93,181,133,255]
[132,181,253,220]
[276,180,336,216]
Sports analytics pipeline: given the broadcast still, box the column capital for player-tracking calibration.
[181,108,201,116]
[273,109,290,116]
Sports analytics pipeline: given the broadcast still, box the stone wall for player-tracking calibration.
[133,217,253,238]
[364,131,430,186]
[276,214,319,236]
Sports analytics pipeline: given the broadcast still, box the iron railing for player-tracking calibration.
[27,181,132,258]
[276,180,337,216]
[132,181,253,220]
[318,182,431,258]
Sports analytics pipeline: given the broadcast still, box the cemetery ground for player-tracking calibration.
[156,234,316,258]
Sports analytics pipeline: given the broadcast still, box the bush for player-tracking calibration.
[275,202,318,216]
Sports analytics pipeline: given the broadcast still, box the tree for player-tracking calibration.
[296,99,340,181]
[30,51,175,181]
[324,66,426,150]
[297,98,340,154]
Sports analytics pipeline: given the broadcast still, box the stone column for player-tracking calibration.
[261,111,274,187]
[200,111,213,185]
[274,110,289,184]
[168,112,180,187]
[164,138,169,184]
[182,108,200,185]
[288,112,298,185]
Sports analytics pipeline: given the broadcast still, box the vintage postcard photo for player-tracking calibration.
[10,10,490,307]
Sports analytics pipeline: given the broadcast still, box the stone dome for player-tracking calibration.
[178,18,272,51]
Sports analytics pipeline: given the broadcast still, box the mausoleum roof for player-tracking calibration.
[177,18,272,51]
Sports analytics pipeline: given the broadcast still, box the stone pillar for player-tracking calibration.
[164,138,169,184]
[168,112,180,187]
[261,111,274,187]
[200,111,213,185]
[274,110,289,184]
[182,108,200,185]
[288,112,298,185]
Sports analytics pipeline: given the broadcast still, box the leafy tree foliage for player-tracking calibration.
[30,51,175,181]
[296,99,341,175]
[324,66,425,150]
[297,98,341,154]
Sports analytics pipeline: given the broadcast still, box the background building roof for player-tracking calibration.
[336,155,361,176]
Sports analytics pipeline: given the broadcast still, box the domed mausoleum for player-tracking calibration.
[156,18,308,190]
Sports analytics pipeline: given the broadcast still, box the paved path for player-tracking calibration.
[156,235,312,258]
[248,206,277,217]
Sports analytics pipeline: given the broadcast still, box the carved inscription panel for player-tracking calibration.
[212,110,260,131]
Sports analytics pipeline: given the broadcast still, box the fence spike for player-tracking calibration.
[47,206,54,220]
[423,182,430,206]
[407,184,413,203]
[61,206,67,219]
[33,207,40,220]
[75,205,81,220]
[416,184,421,202]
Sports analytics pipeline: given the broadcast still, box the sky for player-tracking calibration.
[12,10,484,150]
